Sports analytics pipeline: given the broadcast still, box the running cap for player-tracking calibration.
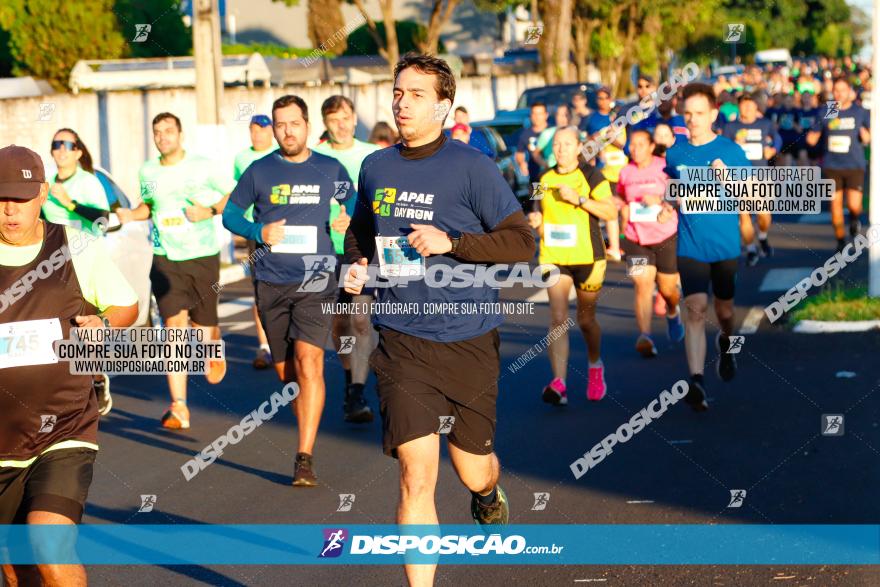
[250,114,272,127]
[0,145,45,200]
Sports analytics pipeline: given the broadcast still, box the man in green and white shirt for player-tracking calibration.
[232,114,276,370]
[117,112,235,430]
[313,95,380,424]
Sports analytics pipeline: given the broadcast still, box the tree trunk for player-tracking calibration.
[380,0,398,74]
[422,0,460,55]
[554,0,573,82]
[573,16,599,82]
[351,0,397,76]
[308,0,347,55]
[538,0,558,84]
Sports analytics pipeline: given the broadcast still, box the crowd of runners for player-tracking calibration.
[0,52,872,586]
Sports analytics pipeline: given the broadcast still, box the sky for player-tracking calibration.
[848,0,873,60]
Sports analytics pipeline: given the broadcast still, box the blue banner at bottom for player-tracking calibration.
[0,525,877,565]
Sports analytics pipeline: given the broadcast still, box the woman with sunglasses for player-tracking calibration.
[45,129,115,416]
[44,129,110,236]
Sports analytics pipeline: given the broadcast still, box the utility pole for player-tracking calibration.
[870,0,879,296]
[192,0,234,263]
[193,0,223,125]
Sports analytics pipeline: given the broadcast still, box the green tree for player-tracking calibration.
[0,0,126,89]
[114,0,191,58]
[344,20,444,57]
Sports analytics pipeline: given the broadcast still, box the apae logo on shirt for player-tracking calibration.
[373,187,435,220]
[828,117,856,131]
[270,184,321,205]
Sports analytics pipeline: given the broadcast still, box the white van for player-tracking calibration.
[754,49,792,68]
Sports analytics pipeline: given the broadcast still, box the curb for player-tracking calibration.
[793,319,880,333]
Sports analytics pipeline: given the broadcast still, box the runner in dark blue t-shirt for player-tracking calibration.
[343,54,535,586]
[795,91,821,165]
[223,94,353,489]
[807,77,871,251]
[662,83,751,412]
[722,93,781,265]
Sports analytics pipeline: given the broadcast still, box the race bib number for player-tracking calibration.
[828,135,851,154]
[272,226,318,254]
[742,142,763,161]
[376,236,424,277]
[629,202,662,223]
[154,210,190,233]
[604,150,628,167]
[0,319,63,370]
[543,224,577,248]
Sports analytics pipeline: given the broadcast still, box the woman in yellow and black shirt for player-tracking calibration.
[527,126,617,406]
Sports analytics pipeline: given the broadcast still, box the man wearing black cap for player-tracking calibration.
[0,145,138,586]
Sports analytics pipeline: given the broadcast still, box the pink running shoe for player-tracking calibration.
[587,364,607,401]
[541,377,568,406]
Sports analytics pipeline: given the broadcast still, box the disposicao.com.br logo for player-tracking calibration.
[317,528,564,558]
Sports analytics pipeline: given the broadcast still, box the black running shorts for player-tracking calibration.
[678,256,738,300]
[623,235,678,275]
[370,327,501,459]
[150,253,220,326]
[255,279,336,362]
[0,448,96,524]
[824,168,865,193]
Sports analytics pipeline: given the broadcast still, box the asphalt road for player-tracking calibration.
[83,214,880,586]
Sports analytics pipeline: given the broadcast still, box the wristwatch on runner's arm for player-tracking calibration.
[578,196,588,208]
[447,230,462,254]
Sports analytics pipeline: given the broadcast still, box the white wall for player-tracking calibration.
[0,72,543,198]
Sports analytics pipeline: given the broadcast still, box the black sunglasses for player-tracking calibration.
[51,140,77,151]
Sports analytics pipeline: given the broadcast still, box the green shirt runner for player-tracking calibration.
[233,146,276,223]
[43,167,109,236]
[139,153,235,262]
[313,138,380,254]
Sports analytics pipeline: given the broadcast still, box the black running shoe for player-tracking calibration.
[685,377,709,412]
[836,238,847,254]
[850,218,862,238]
[344,384,373,423]
[292,452,318,487]
[746,249,759,267]
[471,486,509,525]
[715,332,737,382]
[758,237,773,257]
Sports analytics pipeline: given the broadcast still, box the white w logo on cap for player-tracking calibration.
[21,169,32,179]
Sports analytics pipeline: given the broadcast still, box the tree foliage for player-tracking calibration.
[0,0,127,89]
[114,0,192,58]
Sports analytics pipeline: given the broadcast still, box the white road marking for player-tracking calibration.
[758,268,814,292]
[574,580,608,583]
[797,211,831,224]
[218,297,254,319]
[626,500,654,504]
[738,306,765,334]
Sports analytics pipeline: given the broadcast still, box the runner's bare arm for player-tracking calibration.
[76,303,139,328]
[453,211,535,264]
[806,130,821,147]
[579,195,617,221]
[118,202,151,223]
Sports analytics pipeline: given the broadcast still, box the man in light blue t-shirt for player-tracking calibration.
[663,83,751,412]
